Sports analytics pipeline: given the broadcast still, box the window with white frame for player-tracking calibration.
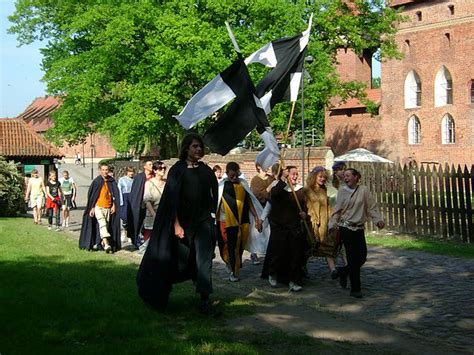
[408,116,421,144]
[404,70,422,108]
[441,114,455,144]
[435,66,453,107]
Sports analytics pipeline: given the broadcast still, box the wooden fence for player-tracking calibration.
[351,162,473,243]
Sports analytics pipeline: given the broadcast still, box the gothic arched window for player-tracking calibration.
[404,70,422,108]
[408,116,421,145]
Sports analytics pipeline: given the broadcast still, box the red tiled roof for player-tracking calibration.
[0,118,63,158]
[19,96,61,133]
[329,89,381,110]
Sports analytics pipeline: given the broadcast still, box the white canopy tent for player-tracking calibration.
[334,148,393,163]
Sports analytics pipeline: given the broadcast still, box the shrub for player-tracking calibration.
[0,156,25,216]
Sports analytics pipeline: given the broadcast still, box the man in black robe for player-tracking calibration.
[127,159,154,247]
[79,163,121,252]
[137,133,218,313]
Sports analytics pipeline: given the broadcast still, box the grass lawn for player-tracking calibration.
[0,217,338,354]
[367,233,474,258]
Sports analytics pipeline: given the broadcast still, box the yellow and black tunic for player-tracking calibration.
[217,180,250,276]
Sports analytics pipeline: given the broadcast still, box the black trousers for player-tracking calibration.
[184,219,215,295]
[340,227,367,292]
[268,225,306,285]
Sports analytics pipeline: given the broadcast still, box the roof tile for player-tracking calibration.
[0,118,63,158]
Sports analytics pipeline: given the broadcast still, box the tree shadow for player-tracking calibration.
[325,124,391,157]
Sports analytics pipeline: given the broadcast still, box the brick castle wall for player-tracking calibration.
[325,0,474,165]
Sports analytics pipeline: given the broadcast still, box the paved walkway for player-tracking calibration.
[41,163,474,354]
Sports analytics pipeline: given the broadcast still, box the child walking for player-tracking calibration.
[45,170,63,231]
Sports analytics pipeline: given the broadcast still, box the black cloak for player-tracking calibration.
[127,172,146,246]
[79,175,121,252]
[136,160,217,310]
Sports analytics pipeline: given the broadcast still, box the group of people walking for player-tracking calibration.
[52,133,384,314]
[25,169,77,230]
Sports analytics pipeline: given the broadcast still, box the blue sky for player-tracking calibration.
[1,0,47,118]
[0,1,380,118]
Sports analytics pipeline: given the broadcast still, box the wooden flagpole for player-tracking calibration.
[277,101,316,248]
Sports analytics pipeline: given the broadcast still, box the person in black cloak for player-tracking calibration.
[137,133,218,314]
[79,163,121,253]
[127,159,154,247]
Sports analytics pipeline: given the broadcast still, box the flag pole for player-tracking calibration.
[225,22,241,54]
[277,101,317,249]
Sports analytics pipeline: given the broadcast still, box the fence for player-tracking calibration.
[351,162,473,243]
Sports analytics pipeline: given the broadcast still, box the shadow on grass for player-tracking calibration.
[0,255,260,354]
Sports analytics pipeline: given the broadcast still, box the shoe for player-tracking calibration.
[48,226,52,231]
[339,268,348,289]
[250,253,261,265]
[268,275,277,288]
[331,269,339,280]
[199,300,221,316]
[55,227,61,231]
[289,282,303,292]
[103,244,113,253]
[62,221,66,227]
[350,291,363,298]
[229,273,239,282]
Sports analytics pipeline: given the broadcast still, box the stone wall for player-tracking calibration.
[113,147,335,185]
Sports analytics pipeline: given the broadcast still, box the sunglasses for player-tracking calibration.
[157,166,167,171]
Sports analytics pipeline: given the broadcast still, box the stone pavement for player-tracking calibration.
[37,162,474,354]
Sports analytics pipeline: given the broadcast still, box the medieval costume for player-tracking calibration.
[127,172,146,246]
[329,184,383,296]
[305,185,340,258]
[266,180,307,287]
[79,175,121,252]
[136,160,217,310]
[216,177,265,279]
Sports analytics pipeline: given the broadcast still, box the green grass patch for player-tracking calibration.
[1,217,361,354]
[367,233,474,258]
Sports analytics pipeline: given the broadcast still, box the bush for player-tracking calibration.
[0,157,25,216]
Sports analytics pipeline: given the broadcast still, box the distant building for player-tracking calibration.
[19,96,117,160]
[0,118,63,177]
[325,0,474,166]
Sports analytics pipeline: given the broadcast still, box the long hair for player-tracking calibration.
[179,133,204,161]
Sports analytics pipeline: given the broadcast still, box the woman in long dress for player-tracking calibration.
[305,166,340,278]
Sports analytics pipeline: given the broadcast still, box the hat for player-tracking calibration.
[332,161,346,171]
[310,166,326,175]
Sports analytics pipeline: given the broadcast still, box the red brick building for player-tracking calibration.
[325,0,474,165]
[20,96,117,160]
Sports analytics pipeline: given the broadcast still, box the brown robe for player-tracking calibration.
[305,185,339,258]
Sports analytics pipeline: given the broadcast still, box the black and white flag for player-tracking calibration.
[176,58,266,155]
[246,14,312,169]
[175,16,312,168]
[176,59,249,130]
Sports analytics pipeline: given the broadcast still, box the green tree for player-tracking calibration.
[8,0,403,157]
